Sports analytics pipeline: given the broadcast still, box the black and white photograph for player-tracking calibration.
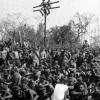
[0,0,100,100]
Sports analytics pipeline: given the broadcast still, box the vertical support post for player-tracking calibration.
[33,0,60,48]
[44,12,46,47]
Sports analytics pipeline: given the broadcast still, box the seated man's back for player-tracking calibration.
[52,83,69,100]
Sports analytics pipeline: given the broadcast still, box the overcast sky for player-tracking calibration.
[0,0,100,28]
[0,0,100,42]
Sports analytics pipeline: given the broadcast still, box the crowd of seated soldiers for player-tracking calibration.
[0,40,100,100]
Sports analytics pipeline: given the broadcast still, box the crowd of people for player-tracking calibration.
[0,39,100,100]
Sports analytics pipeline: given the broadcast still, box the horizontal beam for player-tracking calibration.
[33,1,59,8]
[33,4,42,8]
[33,9,41,12]
[33,6,60,12]
[49,6,60,9]
[49,1,59,5]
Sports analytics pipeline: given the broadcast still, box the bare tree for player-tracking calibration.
[69,12,94,43]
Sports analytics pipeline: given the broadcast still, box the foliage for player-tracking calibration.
[91,35,100,47]
[35,23,44,47]
[49,25,80,49]
[0,12,94,49]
